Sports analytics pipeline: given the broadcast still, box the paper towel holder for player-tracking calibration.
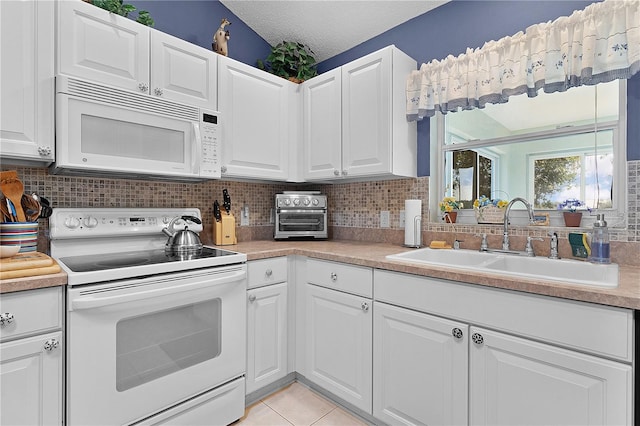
[403,215,422,248]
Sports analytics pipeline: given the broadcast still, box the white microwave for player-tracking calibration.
[52,75,220,181]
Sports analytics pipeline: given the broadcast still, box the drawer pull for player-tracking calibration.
[265,269,273,277]
[44,339,59,352]
[248,294,256,303]
[0,313,14,326]
[330,272,337,282]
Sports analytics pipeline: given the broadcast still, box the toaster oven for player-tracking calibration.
[274,192,327,239]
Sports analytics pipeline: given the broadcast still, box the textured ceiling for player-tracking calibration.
[219,0,449,62]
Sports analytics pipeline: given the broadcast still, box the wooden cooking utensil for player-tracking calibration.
[0,178,26,222]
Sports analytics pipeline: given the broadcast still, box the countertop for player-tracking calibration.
[2,240,639,310]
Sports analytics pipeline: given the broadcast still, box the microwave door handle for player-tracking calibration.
[192,122,201,174]
[70,269,245,311]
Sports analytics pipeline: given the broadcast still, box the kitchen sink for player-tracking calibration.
[386,248,498,270]
[386,248,619,288]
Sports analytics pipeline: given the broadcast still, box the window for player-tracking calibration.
[431,80,626,226]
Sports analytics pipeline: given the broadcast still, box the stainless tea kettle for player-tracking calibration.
[162,215,203,252]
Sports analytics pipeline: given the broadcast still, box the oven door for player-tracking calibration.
[276,209,327,238]
[66,265,246,425]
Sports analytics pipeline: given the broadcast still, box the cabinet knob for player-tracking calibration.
[37,146,52,157]
[248,293,256,302]
[330,272,337,282]
[221,166,227,174]
[0,313,14,326]
[154,87,163,96]
[342,170,348,176]
[43,339,59,352]
[138,82,149,93]
[451,327,463,339]
[334,169,340,176]
[361,301,369,311]
[472,332,484,345]
[265,269,273,277]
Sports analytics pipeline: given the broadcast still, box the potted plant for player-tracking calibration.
[439,197,460,223]
[473,195,508,224]
[257,41,318,83]
[83,0,154,26]
[558,199,591,227]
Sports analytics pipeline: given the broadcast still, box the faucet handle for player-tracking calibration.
[474,233,488,251]
[525,236,544,257]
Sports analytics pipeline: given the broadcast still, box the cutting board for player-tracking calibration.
[0,252,61,279]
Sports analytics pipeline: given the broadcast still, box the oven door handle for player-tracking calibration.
[70,269,245,311]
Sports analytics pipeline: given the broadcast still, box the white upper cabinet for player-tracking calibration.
[303,45,417,181]
[57,0,217,110]
[0,0,55,164]
[218,56,296,181]
[302,68,343,180]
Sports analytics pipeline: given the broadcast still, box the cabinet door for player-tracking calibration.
[58,0,150,93]
[150,31,217,110]
[246,283,288,394]
[0,331,63,426]
[342,49,391,177]
[302,69,343,180]
[218,57,291,180]
[374,302,468,426]
[304,283,372,413]
[469,327,632,426]
[0,0,54,162]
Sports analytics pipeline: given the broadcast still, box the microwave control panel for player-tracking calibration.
[200,111,221,178]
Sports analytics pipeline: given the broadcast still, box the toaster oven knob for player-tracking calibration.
[293,199,300,206]
[284,199,291,206]
[303,199,310,206]
[312,198,319,206]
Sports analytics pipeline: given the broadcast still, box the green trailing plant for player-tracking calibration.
[257,41,318,83]
[89,0,155,26]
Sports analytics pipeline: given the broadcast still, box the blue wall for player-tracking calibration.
[129,0,271,67]
[132,0,639,172]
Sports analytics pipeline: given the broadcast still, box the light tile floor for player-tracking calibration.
[235,382,368,426]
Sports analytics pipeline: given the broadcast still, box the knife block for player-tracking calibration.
[213,212,237,245]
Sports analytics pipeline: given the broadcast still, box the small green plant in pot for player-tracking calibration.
[85,0,155,26]
[257,41,318,83]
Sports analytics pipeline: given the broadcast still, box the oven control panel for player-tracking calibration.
[50,208,203,239]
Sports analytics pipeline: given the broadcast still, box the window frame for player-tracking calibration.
[430,80,627,227]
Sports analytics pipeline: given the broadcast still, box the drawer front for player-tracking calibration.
[307,259,372,297]
[374,270,633,362]
[0,287,63,342]
[248,257,288,289]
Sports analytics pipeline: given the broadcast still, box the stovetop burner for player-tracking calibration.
[60,247,236,273]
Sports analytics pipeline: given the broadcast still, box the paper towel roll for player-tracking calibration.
[404,200,422,247]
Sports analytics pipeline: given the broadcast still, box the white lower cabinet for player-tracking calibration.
[246,282,288,394]
[304,283,372,413]
[0,287,63,426]
[246,257,289,395]
[469,326,632,426]
[373,302,468,426]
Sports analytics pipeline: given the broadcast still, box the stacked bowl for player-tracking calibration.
[0,222,38,256]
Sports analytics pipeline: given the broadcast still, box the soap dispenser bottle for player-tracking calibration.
[589,213,611,264]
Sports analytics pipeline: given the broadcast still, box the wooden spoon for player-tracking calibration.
[0,178,26,222]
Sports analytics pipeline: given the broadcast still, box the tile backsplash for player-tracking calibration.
[4,161,639,266]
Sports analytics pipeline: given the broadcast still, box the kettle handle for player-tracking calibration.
[165,215,202,235]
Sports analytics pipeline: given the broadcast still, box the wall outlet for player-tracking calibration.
[399,210,406,228]
[380,210,390,228]
[241,205,249,226]
[269,208,275,224]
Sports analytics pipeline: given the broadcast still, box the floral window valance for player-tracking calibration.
[406,0,640,121]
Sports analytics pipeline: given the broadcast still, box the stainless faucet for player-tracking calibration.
[502,197,536,251]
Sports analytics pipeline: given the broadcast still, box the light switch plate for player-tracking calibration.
[399,210,405,228]
[380,210,390,228]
